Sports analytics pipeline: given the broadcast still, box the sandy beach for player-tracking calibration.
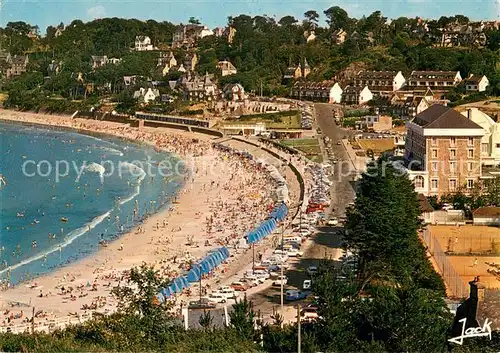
[0,110,294,331]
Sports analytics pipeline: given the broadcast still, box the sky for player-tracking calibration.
[1,0,499,32]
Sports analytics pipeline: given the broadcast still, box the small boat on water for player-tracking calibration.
[60,217,68,223]
[17,212,24,218]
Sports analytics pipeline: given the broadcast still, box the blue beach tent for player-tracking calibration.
[186,266,201,282]
[156,293,165,303]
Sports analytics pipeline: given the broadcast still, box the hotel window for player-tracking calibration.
[431,162,438,172]
[431,137,437,146]
[450,149,456,159]
[468,137,474,146]
[468,162,474,172]
[468,149,474,158]
[431,179,438,190]
[496,143,500,148]
[431,149,438,159]
[482,144,489,153]
[450,162,456,173]
[450,137,456,146]
[414,176,424,189]
[467,179,474,189]
[449,179,457,191]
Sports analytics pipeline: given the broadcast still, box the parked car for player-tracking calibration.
[254,270,270,280]
[219,287,238,300]
[244,274,265,284]
[327,218,339,226]
[239,278,258,288]
[303,279,312,290]
[285,289,310,301]
[272,275,288,286]
[231,282,248,291]
[307,266,318,276]
[300,306,320,322]
[188,297,217,309]
[208,292,227,303]
[286,248,303,257]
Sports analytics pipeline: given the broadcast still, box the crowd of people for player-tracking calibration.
[0,113,284,332]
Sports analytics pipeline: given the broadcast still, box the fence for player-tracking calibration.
[421,228,469,299]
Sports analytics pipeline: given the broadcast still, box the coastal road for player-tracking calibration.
[244,103,359,324]
[314,103,356,218]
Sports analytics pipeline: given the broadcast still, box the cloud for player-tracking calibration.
[87,5,106,19]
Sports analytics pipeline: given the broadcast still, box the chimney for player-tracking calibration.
[467,108,472,120]
[450,276,484,337]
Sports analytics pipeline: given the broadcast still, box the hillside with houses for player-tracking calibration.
[0,10,498,119]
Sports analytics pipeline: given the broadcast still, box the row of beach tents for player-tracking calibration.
[156,143,290,302]
[156,202,289,303]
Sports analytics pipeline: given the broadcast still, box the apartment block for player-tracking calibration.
[405,104,485,197]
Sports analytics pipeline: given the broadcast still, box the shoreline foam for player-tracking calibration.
[0,110,278,331]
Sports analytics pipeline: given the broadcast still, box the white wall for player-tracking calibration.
[359,86,373,104]
[329,83,343,103]
[473,216,500,226]
[393,71,406,91]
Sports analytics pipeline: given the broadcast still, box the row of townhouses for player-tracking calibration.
[290,70,489,111]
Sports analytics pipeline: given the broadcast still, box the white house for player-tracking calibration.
[133,87,160,104]
[359,86,373,104]
[216,60,237,76]
[343,85,373,105]
[199,26,213,38]
[108,58,122,65]
[304,30,316,43]
[462,107,500,166]
[465,75,489,93]
[329,83,343,104]
[135,36,154,51]
[473,207,500,226]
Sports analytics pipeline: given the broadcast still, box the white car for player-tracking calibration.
[300,230,312,237]
[274,249,286,256]
[244,274,265,284]
[218,288,238,300]
[253,270,270,280]
[239,278,258,288]
[286,248,303,257]
[208,292,227,303]
[327,218,339,226]
[272,275,288,286]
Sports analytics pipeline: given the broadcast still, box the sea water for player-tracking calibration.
[0,122,185,285]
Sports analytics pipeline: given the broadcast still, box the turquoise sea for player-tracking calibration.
[0,122,184,285]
